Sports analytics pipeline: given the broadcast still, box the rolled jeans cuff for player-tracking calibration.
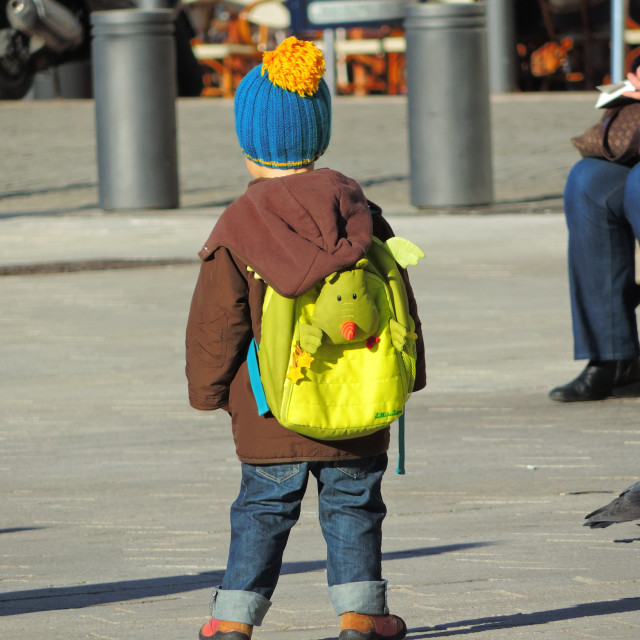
[210,587,272,626]
[328,580,388,616]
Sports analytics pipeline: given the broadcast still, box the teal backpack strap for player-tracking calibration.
[396,410,406,475]
[247,338,270,416]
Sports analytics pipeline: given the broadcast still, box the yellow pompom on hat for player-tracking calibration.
[234,37,332,169]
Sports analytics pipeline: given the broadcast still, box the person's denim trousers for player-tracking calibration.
[209,454,389,626]
[564,157,640,360]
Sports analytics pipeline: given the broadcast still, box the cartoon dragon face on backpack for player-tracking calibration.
[312,259,380,345]
[298,255,415,356]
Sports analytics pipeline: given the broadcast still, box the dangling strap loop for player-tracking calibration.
[396,411,406,475]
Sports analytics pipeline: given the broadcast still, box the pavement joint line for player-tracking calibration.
[0,182,98,200]
[0,258,197,277]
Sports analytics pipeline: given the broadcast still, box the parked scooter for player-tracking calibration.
[0,0,203,99]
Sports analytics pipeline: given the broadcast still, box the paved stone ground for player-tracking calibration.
[2,95,640,640]
[0,93,597,220]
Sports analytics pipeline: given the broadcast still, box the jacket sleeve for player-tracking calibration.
[185,247,252,410]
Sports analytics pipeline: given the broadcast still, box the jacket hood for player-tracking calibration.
[199,169,376,297]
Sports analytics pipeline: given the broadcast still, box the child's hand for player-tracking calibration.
[624,70,640,100]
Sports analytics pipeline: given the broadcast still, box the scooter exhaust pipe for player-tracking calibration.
[7,0,83,53]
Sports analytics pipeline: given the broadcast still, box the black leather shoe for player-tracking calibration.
[549,358,640,402]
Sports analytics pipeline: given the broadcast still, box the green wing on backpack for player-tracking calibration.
[254,236,423,440]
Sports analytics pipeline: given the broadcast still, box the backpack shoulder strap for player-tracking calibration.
[247,338,269,416]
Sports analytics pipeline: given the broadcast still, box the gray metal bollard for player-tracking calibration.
[136,0,174,8]
[486,0,516,93]
[91,10,179,210]
[405,2,493,208]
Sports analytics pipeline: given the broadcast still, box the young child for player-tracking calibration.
[185,37,426,640]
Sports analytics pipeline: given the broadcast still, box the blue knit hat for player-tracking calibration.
[234,37,332,169]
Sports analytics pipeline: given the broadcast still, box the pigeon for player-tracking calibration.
[584,480,640,528]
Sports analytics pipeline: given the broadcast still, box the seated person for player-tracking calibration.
[550,64,640,402]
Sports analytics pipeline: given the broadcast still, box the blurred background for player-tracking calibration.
[3,0,640,100]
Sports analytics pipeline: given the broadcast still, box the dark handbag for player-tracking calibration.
[571,102,640,165]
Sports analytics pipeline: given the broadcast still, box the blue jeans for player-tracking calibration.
[209,454,389,626]
[564,158,640,360]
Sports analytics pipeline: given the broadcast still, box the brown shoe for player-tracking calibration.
[338,613,407,640]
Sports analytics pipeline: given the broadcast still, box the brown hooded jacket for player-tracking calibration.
[185,168,425,463]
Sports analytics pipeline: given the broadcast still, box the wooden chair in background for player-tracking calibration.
[190,0,290,97]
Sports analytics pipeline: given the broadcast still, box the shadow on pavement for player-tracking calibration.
[0,543,493,616]
[407,597,640,637]
[0,528,45,535]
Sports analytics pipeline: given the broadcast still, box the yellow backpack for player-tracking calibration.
[248,236,424,451]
